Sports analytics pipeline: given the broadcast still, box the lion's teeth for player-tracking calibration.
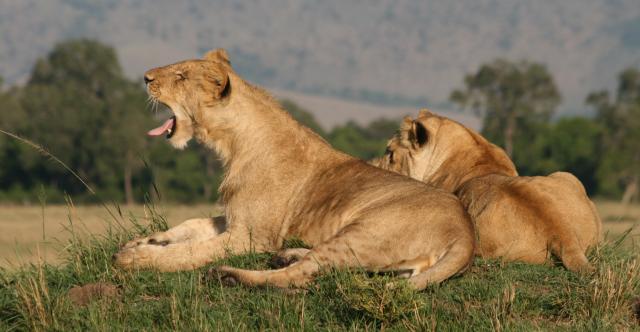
[167,129,172,134]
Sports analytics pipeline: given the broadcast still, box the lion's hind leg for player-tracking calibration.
[554,239,593,273]
[212,241,471,290]
[547,223,595,273]
[211,228,472,290]
[403,240,474,290]
[212,254,316,288]
[382,255,441,279]
[212,230,375,288]
[560,249,592,273]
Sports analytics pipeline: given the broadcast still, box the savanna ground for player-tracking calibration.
[0,201,638,330]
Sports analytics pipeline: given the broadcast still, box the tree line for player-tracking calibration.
[0,39,637,204]
[451,59,639,202]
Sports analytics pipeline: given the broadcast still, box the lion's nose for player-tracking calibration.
[144,74,154,84]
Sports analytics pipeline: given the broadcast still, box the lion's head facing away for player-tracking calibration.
[373,109,517,192]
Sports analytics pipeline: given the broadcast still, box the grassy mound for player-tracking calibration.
[0,204,638,331]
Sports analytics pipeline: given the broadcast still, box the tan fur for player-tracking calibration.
[113,50,475,289]
[373,110,602,272]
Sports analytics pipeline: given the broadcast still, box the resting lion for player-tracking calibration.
[372,110,602,272]
[113,50,475,289]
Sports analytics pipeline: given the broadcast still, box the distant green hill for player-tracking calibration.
[1,0,639,112]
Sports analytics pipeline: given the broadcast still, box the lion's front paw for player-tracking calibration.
[269,254,298,269]
[121,238,146,250]
[269,248,310,269]
[112,244,164,270]
[122,235,171,250]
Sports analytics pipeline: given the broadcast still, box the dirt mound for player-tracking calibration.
[67,282,120,306]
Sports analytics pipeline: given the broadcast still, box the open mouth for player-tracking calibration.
[147,115,177,139]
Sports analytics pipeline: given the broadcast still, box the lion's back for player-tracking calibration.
[495,173,601,247]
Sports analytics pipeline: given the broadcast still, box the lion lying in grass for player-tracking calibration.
[113,50,475,289]
[372,110,602,272]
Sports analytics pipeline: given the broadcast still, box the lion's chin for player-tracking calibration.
[168,124,194,150]
[168,136,191,150]
[165,108,194,150]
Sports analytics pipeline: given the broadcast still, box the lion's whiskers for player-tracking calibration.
[146,96,160,115]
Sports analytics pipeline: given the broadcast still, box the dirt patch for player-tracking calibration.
[68,282,121,306]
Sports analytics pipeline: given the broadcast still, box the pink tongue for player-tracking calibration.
[147,117,175,136]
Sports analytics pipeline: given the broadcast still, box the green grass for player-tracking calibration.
[0,204,639,331]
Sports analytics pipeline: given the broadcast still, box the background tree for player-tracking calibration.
[0,79,31,201]
[17,39,153,203]
[515,117,602,194]
[587,68,640,203]
[328,118,399,160]
[279,99,399,160]
[5,39,636,204]
[108,79,152,204]
[450,59,561,158]
[281,99,326,137]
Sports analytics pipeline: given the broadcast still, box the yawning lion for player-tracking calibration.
[113,50,475,289]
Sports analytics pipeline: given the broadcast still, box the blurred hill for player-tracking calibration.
[272,89,480,130]
[1,0,639,115]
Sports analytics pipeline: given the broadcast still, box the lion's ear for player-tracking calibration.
[204,48,231,65]
[409,120,428,148]
[212,73,231,99]
[400,116,413,132]
[399,116,414,145]
[418,108,433,118]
